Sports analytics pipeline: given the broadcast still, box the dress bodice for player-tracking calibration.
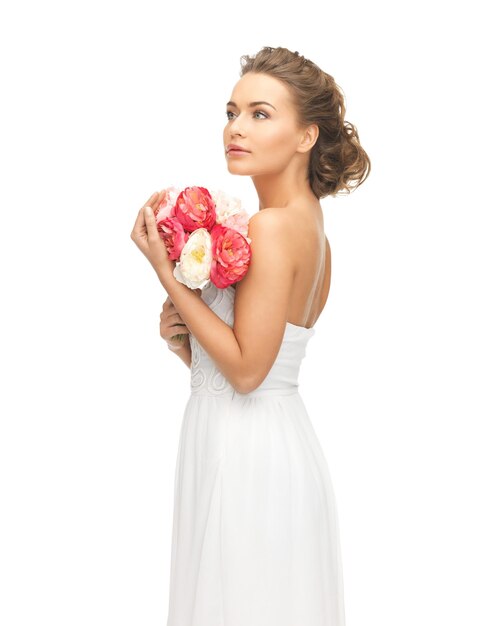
[189,282,315,398]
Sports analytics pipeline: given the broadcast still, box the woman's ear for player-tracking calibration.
[298,123,319,154]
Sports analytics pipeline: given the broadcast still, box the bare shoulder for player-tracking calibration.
[238,209,298,284]
[249,204,315,252]
[247,207,298,255]
[249,206,296,221]
[248,207,293,229]
[251,205,319,232]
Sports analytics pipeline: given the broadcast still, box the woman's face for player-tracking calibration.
[223,72,306,176]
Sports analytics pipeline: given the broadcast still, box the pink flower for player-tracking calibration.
[173,186,217,233]
[209,188,251,240]
[154,186,180,222]
[219,212,251,241]
[210,223,251,289]
[157,217,189,260]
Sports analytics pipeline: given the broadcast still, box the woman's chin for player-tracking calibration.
[226,161,253,174]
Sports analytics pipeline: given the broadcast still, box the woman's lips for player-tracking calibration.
[226,144,250,154]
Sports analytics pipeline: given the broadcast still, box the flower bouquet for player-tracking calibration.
[154,185,252,342]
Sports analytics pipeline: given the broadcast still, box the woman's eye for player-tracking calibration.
[225,110,268,120]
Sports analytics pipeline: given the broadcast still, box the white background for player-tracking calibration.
[1,1,482,624]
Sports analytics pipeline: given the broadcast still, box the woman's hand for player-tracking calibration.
[160,295,190,350]
[160,290,202,349]
[130,191,175,278]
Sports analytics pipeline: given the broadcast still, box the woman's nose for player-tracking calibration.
[229,116,245,137]
[231,126,245,138]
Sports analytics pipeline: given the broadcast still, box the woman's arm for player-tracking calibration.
[155,210,295,394]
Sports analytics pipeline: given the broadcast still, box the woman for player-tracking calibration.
[132,46,370,626]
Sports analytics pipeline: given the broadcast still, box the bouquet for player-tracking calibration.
[154,185,252,342]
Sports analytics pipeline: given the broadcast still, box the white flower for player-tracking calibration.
[209,189,242,223]
[173,228,212,289]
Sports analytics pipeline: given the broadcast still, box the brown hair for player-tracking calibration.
[239,46,371,200]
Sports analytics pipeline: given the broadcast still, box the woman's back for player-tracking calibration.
[282,203,331,329]
[236,204,331,330]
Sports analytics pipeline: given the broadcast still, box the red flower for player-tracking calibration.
[173,186,216,233]
[157,217,189,261]
[210,223,251,289]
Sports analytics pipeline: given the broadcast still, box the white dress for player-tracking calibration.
[166,282,346,626]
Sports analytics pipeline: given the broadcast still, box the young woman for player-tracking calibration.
[132,46,370,626]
